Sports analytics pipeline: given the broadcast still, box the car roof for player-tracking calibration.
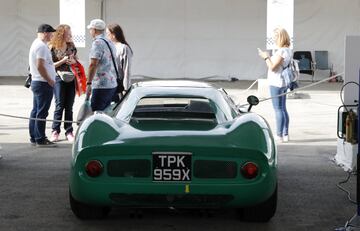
[134,80,213,89]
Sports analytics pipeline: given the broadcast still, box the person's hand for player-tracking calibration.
[258,48,270,60]
[68,54,76,64]
[48,79,55,87]
[62,56,69,64]
[62,56,73,65]
[259,51,270,59]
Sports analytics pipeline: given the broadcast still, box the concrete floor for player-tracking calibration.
[0,77,357,231]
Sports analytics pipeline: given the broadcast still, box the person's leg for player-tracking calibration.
[269,86,283,137]
[91,88,117,111]
[278,87,289,136]
[29,81,41,144]
[34,82,53,143]
[52,77,64,134]
[64,80,75,135]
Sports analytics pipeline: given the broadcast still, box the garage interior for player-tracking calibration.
[0,0,360,230]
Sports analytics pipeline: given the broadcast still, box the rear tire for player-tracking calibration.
[240,186,277,222]
[69,191,111,219]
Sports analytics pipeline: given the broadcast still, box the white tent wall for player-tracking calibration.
[0,0,58,77]
[0,0,359,80]
[295,0,360,77]
[104,0,267,80]
[0,0,101,78]
[104,0,360,80]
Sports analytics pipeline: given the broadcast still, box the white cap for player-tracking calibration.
[87,19,106,30]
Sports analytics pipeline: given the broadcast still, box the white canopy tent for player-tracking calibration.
[0,0,359,80]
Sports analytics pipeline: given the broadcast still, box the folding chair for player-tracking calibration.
[293,51,316,82]
[315,50,333,77]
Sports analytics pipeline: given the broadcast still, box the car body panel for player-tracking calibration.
[70,80,277,212]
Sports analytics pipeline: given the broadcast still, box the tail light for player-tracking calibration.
[241,162,259,179]
[85,160,103,177]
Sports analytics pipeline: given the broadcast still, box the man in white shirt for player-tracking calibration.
[28,24,57,147]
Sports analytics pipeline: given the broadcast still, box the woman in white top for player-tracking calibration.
[258,27,292,142]
[106,23,133,93]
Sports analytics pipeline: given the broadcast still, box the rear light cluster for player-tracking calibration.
[84,159,259,179]
[85,160,103,177]
[241,162,259,179]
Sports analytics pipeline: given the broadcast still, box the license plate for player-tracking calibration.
[152,152,192,181]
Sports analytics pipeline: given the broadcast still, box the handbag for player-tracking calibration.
[57,70,75,83]
[24,73,32,88]
[76,96,93,124]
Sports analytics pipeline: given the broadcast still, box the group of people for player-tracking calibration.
[28,19,133,147]
[28,19,291,147]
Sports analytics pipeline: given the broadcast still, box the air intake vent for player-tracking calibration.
[107,160,150,177]
[194,160,237,178]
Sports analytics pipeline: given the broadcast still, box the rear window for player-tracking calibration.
[131,97,216,121]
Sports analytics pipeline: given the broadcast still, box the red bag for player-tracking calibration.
[71,61,87,96]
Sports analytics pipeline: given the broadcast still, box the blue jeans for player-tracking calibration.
[52,76,75,135]
[91,87,117,111]
[29,81,53,143]
[269,86,289,137]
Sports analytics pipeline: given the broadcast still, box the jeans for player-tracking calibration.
[52,76,75,135]
[269,86,289,137]
[91,87,117,111]
[29,81,53,143]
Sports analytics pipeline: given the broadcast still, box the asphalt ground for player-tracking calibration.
[0,77,356,231]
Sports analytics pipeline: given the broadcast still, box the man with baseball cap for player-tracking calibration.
[28,23,57,147]
[86,19,118,111]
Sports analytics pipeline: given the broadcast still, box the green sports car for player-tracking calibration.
[69,80,277,221]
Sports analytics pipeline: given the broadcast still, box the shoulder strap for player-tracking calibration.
[99,38,120,79]
[282,48,292,69]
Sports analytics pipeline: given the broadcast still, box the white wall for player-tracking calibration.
[295,0,360,75]
[1,0,360,80]
[0,0,58,77]
[344,36,360,105]
[104,0,267,80]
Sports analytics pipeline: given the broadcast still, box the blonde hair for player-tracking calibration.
[49,24,70,50]
[274,27,290,48]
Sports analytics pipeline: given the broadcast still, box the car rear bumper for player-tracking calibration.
[69,171,277,208]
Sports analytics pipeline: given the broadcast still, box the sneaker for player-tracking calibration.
[66,132,75,142]
[30,139,36,146]
[274,136,282,142]
[36,138,57,148]
[282,135,289,142]
[50,131,60,142]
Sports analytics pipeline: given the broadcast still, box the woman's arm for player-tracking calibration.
[122,46,131,90]
[258,50,284,72]
[53,56,70,68]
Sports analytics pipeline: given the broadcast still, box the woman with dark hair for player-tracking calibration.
[106,23,133,92]
[48,24,77,142]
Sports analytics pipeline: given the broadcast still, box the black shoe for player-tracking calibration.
[36,139,57,148]
[30,139,36,146]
